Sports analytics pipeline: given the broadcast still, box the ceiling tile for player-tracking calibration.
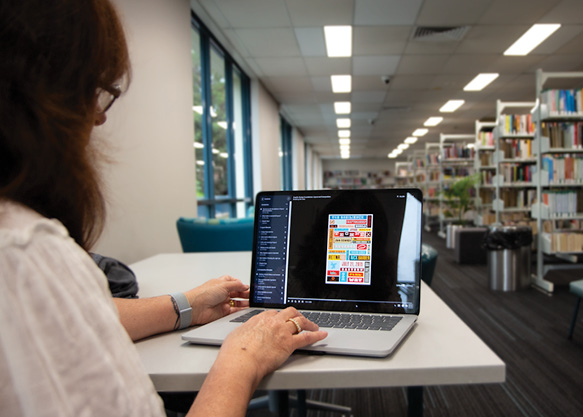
[285,0,354,25]
[533,25,583,54]
[455,25,533,55]
[254,57,308,76]
[353,55,401,76]
[208,0,290,28]
[478,0,560,25]
[396,55,449,74]
[354,0,423,26]
[416,0,492,26]
[304,57,352,76]
[294,28,326,57]
[541,0,583,25]
[233,28,301,57]
[353,26,411,55]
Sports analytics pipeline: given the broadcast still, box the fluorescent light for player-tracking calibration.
[338,130,351,138]
[217,121,228,130]
[331,75,352,93]
[196,160,205,166]
[212,148,220,154]
[219,152,228,158]
[192,106,203,114]
[341,153,350,159]
[324,26,352,57]
[340,145,350,152]
[336,118,351,128]
[193,142,204,149]
[404,136,418,144]
[388,153,397,159]
[334,101,351,114]
[338,138,351,145]
[423,117,443,127]
[504,24,561,56]
[393,148,403,155]
[413,128,428,137]
[440,100,465,113]
[398,143,409,150]
[463,73,499,91]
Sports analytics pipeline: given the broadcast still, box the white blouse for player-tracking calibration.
[0,201,165,417]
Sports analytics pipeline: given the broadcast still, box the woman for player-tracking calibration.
[0,1,327,416]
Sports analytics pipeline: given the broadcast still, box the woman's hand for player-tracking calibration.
[184,275,250,326]
[217,307,328,385]
[188,307,328,417]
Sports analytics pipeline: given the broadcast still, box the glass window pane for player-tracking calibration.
[210,46,228,198]
[191,28,205,200]
[233,68,246,217]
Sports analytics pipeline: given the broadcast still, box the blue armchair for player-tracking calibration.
[176,217,254,252]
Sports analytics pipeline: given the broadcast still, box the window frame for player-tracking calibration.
[191,13,253,218]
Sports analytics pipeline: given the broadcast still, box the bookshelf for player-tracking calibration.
[323,170,393,189]
[531,69,583,293]
[474,120,497,226]
[424,143,441,232]
[438,133,476,238]
[492,100,537,225]
[395,161,414,186]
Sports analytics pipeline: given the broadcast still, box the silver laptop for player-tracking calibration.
[182,188,423,357]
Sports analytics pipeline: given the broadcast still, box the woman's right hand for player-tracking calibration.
[188,307,327,417]
[218,307,328,384]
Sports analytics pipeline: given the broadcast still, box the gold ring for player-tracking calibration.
[287,317,302,334]
[229,299,235,307]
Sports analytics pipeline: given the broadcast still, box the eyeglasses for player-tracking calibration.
[96,84,122,114]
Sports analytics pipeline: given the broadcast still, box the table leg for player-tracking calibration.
[268,390,290,417]
[407,386,423,417]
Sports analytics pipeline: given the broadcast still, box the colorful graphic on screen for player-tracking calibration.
[326,214,373,285]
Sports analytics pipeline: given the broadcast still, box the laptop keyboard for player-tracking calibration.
[230,309,402,331]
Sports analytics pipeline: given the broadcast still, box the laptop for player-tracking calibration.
[182,188,423,357]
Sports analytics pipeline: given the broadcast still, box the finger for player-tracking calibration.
[222,279,250,294]
[278,306,300,320]
[293,330,328,350]
[229,289,250,300]
[227,298,249,309]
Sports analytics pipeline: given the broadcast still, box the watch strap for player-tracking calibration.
[169,292,192,330]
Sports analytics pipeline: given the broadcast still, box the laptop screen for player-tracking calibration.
[250,189,422,315]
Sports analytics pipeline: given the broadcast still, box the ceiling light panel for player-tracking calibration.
[423,117,443,126]
[439,100,465,112]
[338,130,351,138]
[334,102,351,114]
[463,73,499,91]
[331,75,352,93]
[324,26,352,57]
[336,118,351,128]
[504,24,561,56]
[412,128,428,136]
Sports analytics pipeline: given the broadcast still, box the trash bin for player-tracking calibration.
[483,226,533,291]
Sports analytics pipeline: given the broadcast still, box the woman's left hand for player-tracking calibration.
[184,275,249,326]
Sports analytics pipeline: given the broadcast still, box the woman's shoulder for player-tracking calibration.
[0,200,69,249]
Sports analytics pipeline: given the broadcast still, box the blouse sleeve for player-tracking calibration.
[0,219,165,417]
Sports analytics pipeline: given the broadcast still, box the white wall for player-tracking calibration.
[93,0,196,264]
[251,80,282,193]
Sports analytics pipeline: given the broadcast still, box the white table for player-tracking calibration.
[131,252,505,415]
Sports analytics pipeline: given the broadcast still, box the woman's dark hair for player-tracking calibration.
[0,0,131,249]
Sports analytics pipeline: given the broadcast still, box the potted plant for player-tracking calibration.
[440,174,480,248]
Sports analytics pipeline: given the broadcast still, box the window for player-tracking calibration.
[280,116,293,191]
[191,14,253,218]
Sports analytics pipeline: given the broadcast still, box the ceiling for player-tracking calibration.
[190,0,583,160]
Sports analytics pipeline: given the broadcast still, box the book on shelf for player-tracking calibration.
[541,88,583,115]
[478,131,494,147]
[541,121,583,149]
[501,138,532,159]
[500,114,535,135]
[543,231,583,253]
[499,163,534,183]
[500,188,536,209]
[541,154,583,184]
[541,189,583,217]
[442,143,474,159]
